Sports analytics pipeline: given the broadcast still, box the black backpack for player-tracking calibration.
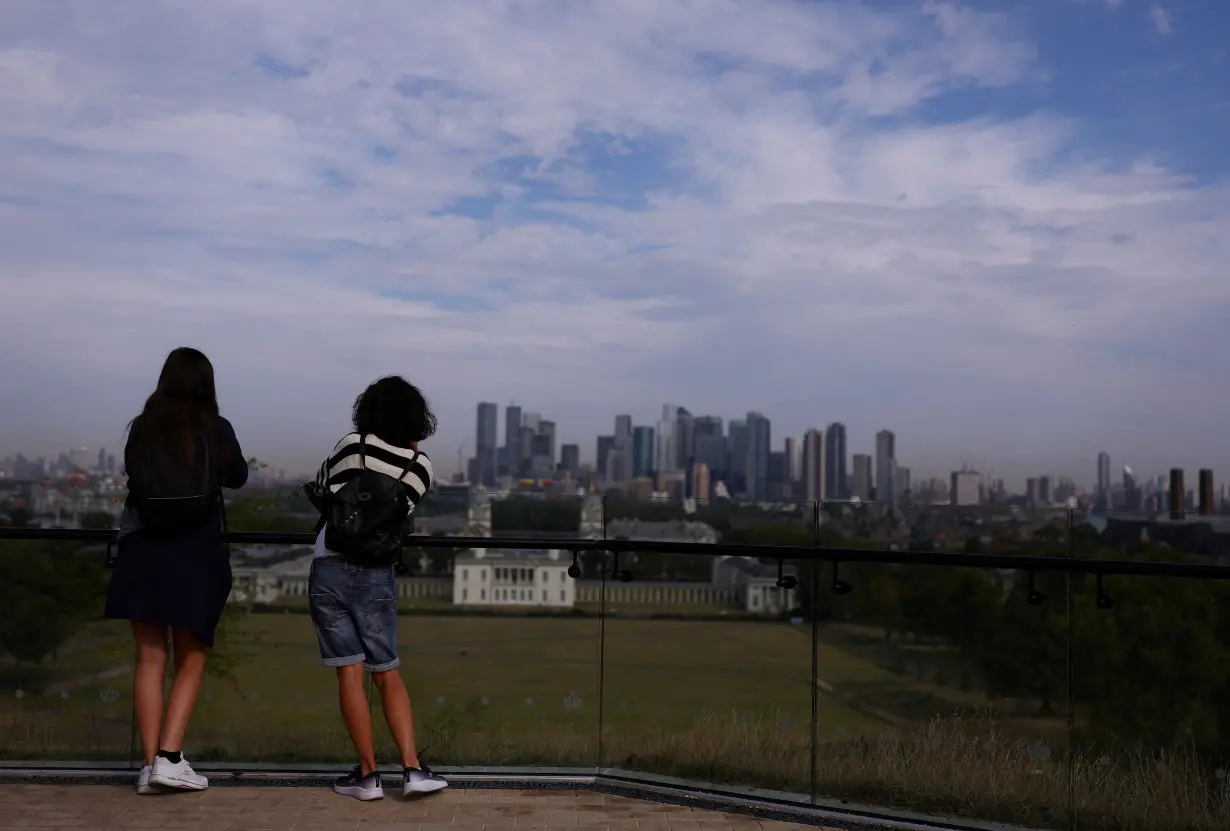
[130,431,222,537]
[309,438,420,569]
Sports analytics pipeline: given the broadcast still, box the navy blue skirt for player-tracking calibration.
[104,527,232,648]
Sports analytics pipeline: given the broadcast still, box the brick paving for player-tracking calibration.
[0,783,837,830]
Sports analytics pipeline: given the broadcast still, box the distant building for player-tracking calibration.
[559,443,580,475]
[744,412,771,500]
[231,490,801,616]
[632,426,655,479]
[951,470,980,506]
[690,461,711,502]
[875,430,896,506]
[851,454,872,501]
[1096,452,1111,510]
[801,428,824,503]
[824,423,847,499]
[453,551,575,608]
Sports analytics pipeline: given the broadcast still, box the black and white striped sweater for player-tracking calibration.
[314,432,434,509]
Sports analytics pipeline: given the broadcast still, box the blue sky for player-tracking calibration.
[0,0,1227,486]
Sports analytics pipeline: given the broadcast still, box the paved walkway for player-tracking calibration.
[0,783,835,830]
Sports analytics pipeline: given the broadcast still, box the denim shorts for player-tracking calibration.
[307,556,400,672]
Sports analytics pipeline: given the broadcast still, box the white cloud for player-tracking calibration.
[1149,5,1174,34]
[0,0,1225,485]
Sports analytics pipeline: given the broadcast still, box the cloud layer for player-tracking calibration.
[1,0,1227,485]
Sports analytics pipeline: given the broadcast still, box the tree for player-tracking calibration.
[492,498,581,533]
[80,511,116,530]
[0,540,107,668]
[224,497,315,534]
[965,573,1069,714]
[1067,547,1229,750]
[4,507,32,528]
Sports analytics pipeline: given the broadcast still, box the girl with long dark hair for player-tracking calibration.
[104,347,248,794]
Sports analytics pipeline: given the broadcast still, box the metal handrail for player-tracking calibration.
[1,526,1227,581]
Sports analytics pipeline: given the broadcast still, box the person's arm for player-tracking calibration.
[122,432,140,499]
[403,452,434,513]
[218,418,249,490]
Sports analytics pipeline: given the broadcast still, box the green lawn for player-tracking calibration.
[5,613,1224,830]
[1,613,879,772]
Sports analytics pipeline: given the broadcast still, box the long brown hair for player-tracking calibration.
[127,347,225,465]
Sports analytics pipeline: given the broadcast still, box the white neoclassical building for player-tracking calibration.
[450,487,576,608]
[452,550,575,608]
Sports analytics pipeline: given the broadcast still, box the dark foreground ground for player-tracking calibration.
[0,783,833,830]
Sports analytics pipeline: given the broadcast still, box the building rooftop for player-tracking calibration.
[455,547,567,563]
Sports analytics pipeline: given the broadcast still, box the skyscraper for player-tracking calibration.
[824,423,847,499]
[656,404,679,474]
[783,436,800,485]
[504,404,522,474]
[896,466,911,500]
[1096,452,1111,510]
[745,412,771,500]
[1038,475,1052,505]
[475,402,498,485]
[801,428,824,503]
[596,435,614,478]
[675,408,695,470]
[632,426,656,479]
[690,461,711,502]
[536,420,556,468]
[851,454,872,501]
[560,444,580,475]
[692,416,724,477]
[518,425,534,477]
[728,420,748,490]
[951,470,980,506]
[875,430,896,505]
[611,415,633,483]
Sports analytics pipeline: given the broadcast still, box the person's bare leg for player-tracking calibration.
[371,669,420,769]
[337,664,377,774]
[131,622,169,767]
[158,628,208,752]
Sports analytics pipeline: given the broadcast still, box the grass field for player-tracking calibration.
[4,612,1230,830]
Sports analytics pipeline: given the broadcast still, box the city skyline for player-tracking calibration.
[4,400,1224,498]
[2,2,1228,485]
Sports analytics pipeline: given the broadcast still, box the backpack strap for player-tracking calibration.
[397,450,421,483]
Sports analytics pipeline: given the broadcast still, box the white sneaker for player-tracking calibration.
[150,755,208,791]
[332,765,384,801]
[402,763,448,795]
[136,765,156,795]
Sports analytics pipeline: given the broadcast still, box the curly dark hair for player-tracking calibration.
[352,376,437,447]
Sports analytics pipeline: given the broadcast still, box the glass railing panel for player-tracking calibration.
[0,535,133,764]
[178,489,340,763]
[372,490,601,768]
[812,526,1072,828]
[197,489,600,768]
[1069,513,1230,831]
[599,494,816,799]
